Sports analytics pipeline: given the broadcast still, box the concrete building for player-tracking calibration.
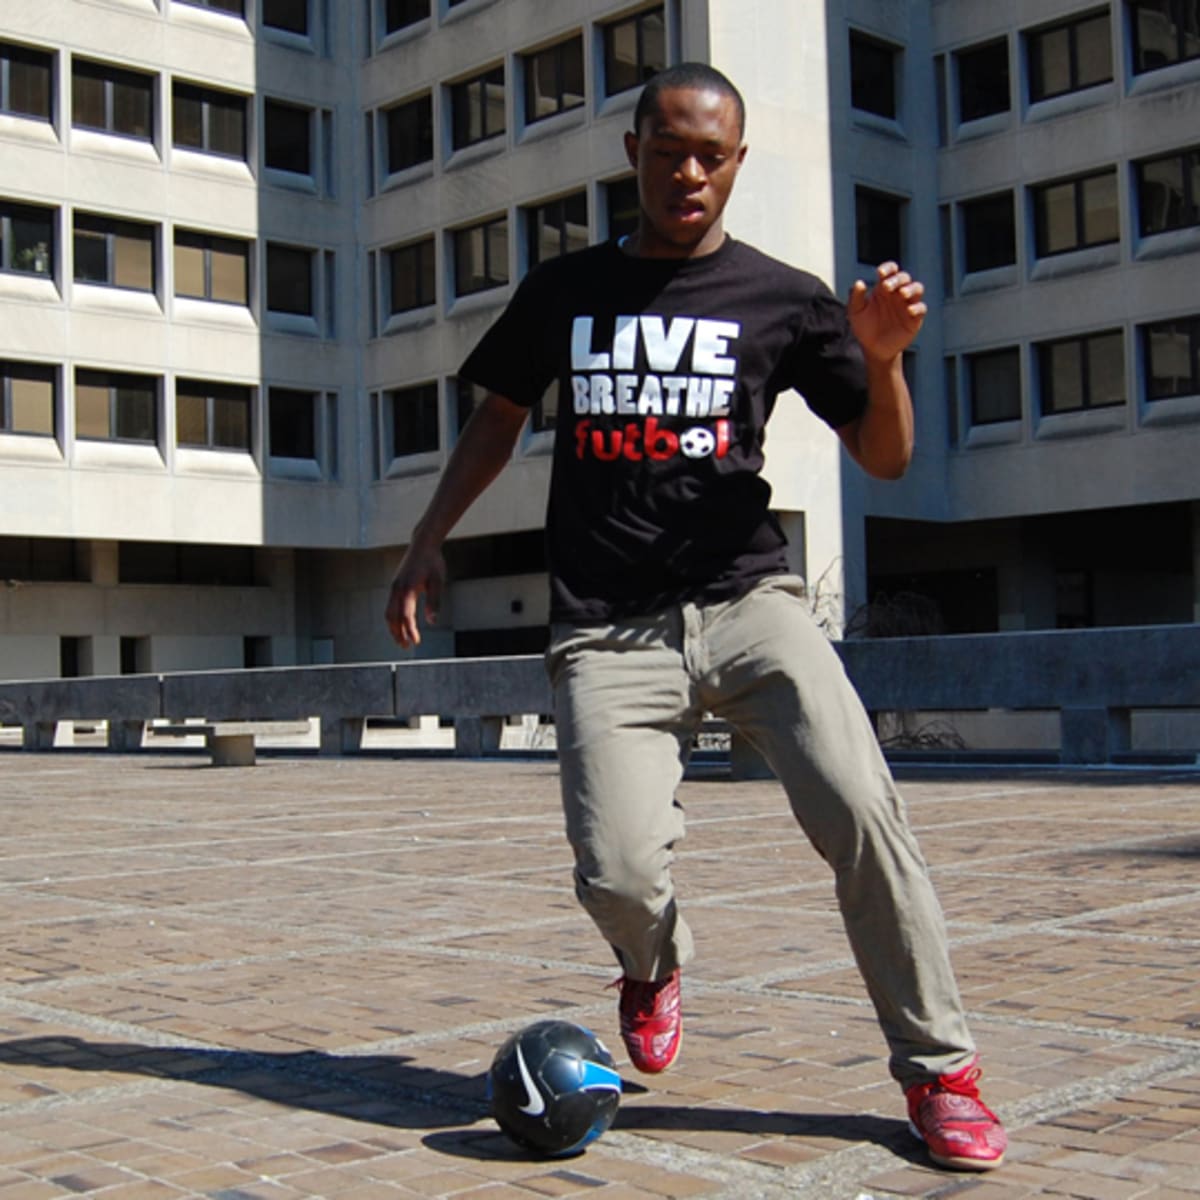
[1,0,1198,684]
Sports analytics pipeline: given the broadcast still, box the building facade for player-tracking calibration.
[0,0,1198,682]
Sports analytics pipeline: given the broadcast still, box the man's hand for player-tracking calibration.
[385,541,446,649]
[847,261,926,364]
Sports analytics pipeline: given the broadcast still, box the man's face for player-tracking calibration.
[623,86,747,258]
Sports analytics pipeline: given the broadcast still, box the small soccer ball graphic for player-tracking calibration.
[488,1020,622,1157]
[678,426,716,458]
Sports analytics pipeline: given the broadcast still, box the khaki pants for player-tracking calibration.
[546,574,975,1087]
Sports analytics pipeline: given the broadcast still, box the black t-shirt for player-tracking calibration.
[460,236,868,623]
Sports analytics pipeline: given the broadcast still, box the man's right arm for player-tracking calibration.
[384,392,530,648]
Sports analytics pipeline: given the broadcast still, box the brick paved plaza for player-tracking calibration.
[3,751,1200,1198]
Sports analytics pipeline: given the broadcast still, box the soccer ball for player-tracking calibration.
[679,426,716,458]
[488,1019,622,1156]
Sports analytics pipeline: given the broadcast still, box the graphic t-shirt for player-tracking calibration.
[460,236,868,623]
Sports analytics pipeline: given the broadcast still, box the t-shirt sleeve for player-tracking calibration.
[782,281,869,430]
[457,267,557,409]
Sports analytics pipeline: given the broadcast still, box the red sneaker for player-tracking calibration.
[614,969,682,1074]
[906,1060,1007,1171]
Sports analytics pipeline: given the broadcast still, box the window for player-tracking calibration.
[1,200,54,277]
[454,215,508,296]
[0,537,79,582]
[176,379,251,449]
[1027,9,1113,102]
[388,382,439,456]
[387,236,436,314]
[1136,145,1200,235]
[262,0,307,34]
[268,387,316,458]
[71,59,153,140]
[849,31,898,119]
[526,192,588,268]
[385,0,429,33]
[602,5,666,96]
[1037,330,1124,413]
[1,41,53,121]
[176,0,244,15]
[454,376,485,439]
[174,230,249,304]
[74,213,156,291]
[266,242,314,315]
[172,82,247,159]
[264,99,312,174]
[956,39,1009,122]
[1129,0,1200,73]
[523,35,585,124]
[118,541,256,586]
[855,186,905,265]
[968,348,1021,425]
[1032,168,1118,256]
[1142,314,1200,399]
[1,361,55,436]
[451,65,505,150]
[384,92,433,174]
[605,176,640,239]
[75,368,158,442]
[962,192,1016,272]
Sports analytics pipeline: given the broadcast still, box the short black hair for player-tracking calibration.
[633,62,746,139]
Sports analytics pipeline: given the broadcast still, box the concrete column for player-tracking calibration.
[106,720,145,752]
[1060,707,1131,765]
[454,715,503,757]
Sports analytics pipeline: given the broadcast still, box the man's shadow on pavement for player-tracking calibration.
[0,1035,916,1163]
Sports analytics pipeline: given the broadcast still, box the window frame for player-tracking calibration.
[955,38,1010,123]
[1,360,56,437]
[73,212,158,293]
[70,57,155,141]
[384,0,430,35]
[453,214,509,297]
[1026,7,1113,103]
[172,80,248,160]
[267,385,318,459]
[265,241,315,316]
[1031,167,1120,257]
[524,191,588,269]
[387,381,440,458]
[173,229,250,305]
[175,378,253,451]
[1135,145,1200,237]
[263,97,313,176]
[450,63,505,151]
[1037,329,1125,414]
[261,0,308,35]
[961,191,1017,273]
[522,34,585,126]
[854,185,906,266]
[1,40,54,122]
[0,199,55,277]
[174,0,245,17]
[849,29,899,120]
[967,347,1022,426]
[386,235,436,315]
[74,368,159,443]
[1129,0,1200,74]
[601,5,666,98]
[384,91,433,175]
[1141,314,1200,400]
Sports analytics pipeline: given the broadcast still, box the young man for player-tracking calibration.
[385,63,1007,1172]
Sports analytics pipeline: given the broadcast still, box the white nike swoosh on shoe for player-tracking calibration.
[515,1044,545,1116]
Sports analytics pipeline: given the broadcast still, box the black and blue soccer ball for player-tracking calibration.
[488,1019,622,1156]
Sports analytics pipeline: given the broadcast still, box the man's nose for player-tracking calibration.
[676,155,704,184]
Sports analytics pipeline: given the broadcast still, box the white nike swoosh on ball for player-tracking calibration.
[515,1044,545,1116]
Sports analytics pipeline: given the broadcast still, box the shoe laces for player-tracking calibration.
[609,974,669,1017]
[923,1065,999,1121]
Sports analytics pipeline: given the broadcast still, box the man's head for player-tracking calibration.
[623,63,748,259]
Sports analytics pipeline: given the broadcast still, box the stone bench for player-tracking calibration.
[147,721,311,766]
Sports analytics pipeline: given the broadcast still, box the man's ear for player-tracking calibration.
[623,129,639,170]
[737,141,749,166]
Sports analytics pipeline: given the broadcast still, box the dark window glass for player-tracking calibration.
[176,379,251,449]
[176,0,244,14]
[968,348,1021,424]
[603,5,666,96]
[172,82,247,159]
[75,368,158,442]
[605,176,639,239]
[451,65,505,150]
[1,41,53,121]
[1136,146,1200,235]
[855,186,905,265]
[454,216,508,296]
[264,99,311,174]
[388,382,439,456]
[1142,314,1200,399]
[385,0,430,33]
[118,541,256,586]
[0,537,80,581]
[268,387,316,457]
[962,192,1016,272]
[71,59,153,139]
[173,229,249,304]
[73,213,156,291]
[524,35,585,124]
[1129,0,1200,73]
[1033,168,1119,256]
[1038,330,1124,413]
[385,93,433,173]
[849,31,898,119]
[956,38,1009,122]
[1027,9,1113,102]
[262,0,307,34]
[266,242,314,315]
[1,360,56,436]
[1,200,54,276]
[526,191,588,268]
[387,236,436,314]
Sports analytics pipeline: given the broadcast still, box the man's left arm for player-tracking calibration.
[837,261,925,480]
